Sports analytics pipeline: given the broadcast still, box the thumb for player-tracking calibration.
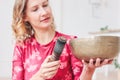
[43,55,52,63]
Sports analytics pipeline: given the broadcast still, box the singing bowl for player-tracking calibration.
[70,36,120,61]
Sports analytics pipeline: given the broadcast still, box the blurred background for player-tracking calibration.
[0,0,120,80]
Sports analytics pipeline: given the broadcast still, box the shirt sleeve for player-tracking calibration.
[12,43,24,80]
[70,52,83,80]
[68,37,83,80]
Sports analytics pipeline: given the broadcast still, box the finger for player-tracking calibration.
[41,65,59,79]
[89,59,94,67]
[41,55,59,68]
[43,55,52,64]
[40,56,53,73]
[43,60,60,68]
[101,59,109,65]
[82,60,89,65]
[40,60,60,74]
[44,70,58,79]
[95,58,101,67]
[108,59,113,64]
[37,66,57,79]
[43,64,60,73]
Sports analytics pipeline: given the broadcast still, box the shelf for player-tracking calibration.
[89,29,120,34]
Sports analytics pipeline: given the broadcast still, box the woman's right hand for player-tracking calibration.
[30,55,60,80]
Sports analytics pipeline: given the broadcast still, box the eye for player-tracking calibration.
[43,3,48,7]
[43,4,48,7]
[32,7,38,12]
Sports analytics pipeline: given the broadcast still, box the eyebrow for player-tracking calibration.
[30,0,48,8]
[42,0,48,4]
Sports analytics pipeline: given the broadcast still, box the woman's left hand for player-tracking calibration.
[79,58,113,80]
[83,58,113,69]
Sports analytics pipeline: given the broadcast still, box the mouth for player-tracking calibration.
[40,17,50,22]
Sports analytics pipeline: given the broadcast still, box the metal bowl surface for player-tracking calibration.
[70,36,120,61]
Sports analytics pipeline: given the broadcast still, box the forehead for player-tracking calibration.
[27,0,48,7]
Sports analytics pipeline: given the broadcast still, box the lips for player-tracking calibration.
[40,17,50,22]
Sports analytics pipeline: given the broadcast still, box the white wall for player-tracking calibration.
[49,0,63,31]
[0,0,14,78]
[61,0,120,37]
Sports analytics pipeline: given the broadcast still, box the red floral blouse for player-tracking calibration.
[12,31,83,80]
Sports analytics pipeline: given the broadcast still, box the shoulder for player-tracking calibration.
[56,31,77,40]
[14,36,35,49]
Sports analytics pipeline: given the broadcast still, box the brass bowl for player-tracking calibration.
[70,36,120,61]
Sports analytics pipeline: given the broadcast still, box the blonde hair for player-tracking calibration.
[12,0,55,42]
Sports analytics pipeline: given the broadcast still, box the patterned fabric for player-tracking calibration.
[12,31,83,80]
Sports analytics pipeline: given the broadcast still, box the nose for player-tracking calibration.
[39,7,47,16]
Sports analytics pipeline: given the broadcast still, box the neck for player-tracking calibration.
[35,28,55,45]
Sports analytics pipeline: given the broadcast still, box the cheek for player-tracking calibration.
[47,7,53,16]
[28,14,38,22]
[48,10,54,20]
[27,16,39,27]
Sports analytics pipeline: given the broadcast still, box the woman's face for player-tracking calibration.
[24,0,53,30]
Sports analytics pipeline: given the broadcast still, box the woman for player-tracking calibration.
[12,0,112,80]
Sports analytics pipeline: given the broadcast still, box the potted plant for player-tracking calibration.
[113,58,120,80]
[114,59,120,69]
